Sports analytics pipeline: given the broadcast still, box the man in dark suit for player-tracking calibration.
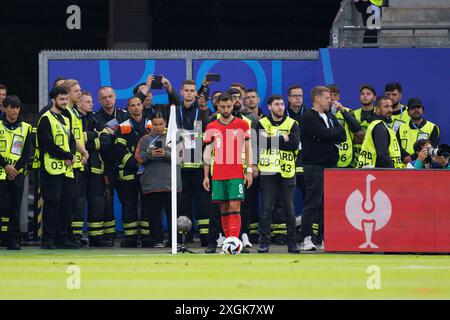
[299,86,346,251]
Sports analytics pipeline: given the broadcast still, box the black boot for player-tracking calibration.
[120,237,138,248]
[89,236,113,247]
[200,234,209,247]
[41,239,56,249]
[205,246,216,254]
[141,237,152,248]
[6,241,21,250]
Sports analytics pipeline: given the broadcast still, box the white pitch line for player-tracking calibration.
[389,265,450,270]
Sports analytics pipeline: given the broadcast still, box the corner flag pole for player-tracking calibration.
[168,104,178,255]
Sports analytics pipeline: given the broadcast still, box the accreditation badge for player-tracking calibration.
[182,130,196,149]
[10,135,24,156]
[417,132,429,141]
[391,120,404,132]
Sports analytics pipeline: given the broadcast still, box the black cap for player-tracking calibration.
[407,98,424,109]
[226,88,241,96]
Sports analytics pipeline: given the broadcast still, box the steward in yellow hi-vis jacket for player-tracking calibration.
[385,82,410,133]
[37,86,78,249]
[351,84,377,167]
[114,96,152,247]
[60,79,89,247]
[396,98,440,166]
[326,85,364,169]
[335,106,361,167]
[255,95,300,254]
[0,96,31,250]
[357,97,403,169]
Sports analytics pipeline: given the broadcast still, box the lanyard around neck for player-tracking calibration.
[179,106,199,128]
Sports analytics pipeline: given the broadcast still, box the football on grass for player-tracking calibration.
[222,236,243,255]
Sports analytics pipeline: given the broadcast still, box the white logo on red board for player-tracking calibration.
[345,174,392,249]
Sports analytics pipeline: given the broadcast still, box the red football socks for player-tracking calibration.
[227,212,241,238]
[220,214,230,238]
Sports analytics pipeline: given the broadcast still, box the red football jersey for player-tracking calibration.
[204,116,251,180]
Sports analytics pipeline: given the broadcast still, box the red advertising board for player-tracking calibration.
[324,169,450,253]
[436,172,450,252]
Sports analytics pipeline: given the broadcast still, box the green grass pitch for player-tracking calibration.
[1,248,449,299]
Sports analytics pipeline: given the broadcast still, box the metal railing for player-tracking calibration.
[336,25,450,48]
[330,1,450,48]
[330,0,356,48]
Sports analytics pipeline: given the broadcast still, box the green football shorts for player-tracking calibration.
[211,178,245,201]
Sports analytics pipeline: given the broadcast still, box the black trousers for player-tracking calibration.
[0,176,24,244]
[116,179,141,240]
[207,202,222,247]
[86,173,107,239]
[142,191,181,244]
[269,173,306,239]
[71,169,86,238]
[270,188,287,239]
[244,175,260,237]
[259,173,297,246]
[41,171,75,243]
[181,169,210,240]
[301,164,327,244]
[296,173,306,208]
[104,175,118,239]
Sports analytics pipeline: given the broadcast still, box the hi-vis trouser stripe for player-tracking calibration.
[123,221,139,236]
[71,221,84,235]
[312,223,319,236]
[1,217,9,232]
[270,223,287,237]
[197,219,209,235]
[140,220,150,236]
[249,223,259,235]
[103,220,116,235]
[87,221,104,237]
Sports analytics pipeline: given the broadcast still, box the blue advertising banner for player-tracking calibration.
[193,59,323,112]
[48,59,186,110]
[47,49,450,142]
[321,48,450,144]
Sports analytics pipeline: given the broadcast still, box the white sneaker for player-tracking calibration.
[241,233,252,248]
[301,236,317,251]
[216,233,226,248]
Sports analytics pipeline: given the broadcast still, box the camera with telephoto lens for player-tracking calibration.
[428,144,450,159]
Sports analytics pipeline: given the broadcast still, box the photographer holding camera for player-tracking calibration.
[397,98,440,166]
[407,139,450,169]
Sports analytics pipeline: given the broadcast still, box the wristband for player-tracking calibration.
[246,167,253,173]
